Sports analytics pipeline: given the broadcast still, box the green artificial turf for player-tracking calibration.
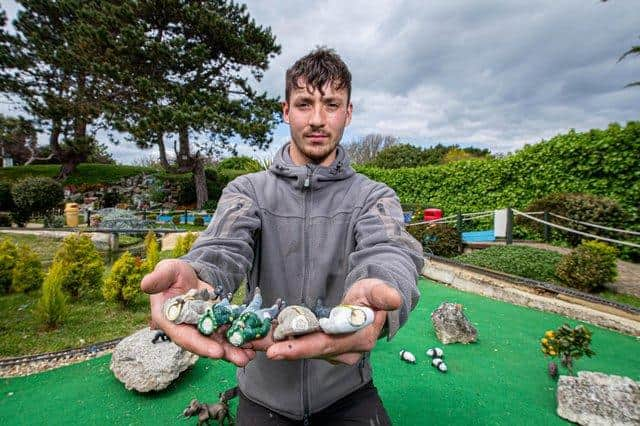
[1,279,638,425]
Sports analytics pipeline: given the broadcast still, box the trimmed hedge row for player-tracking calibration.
[357,122,640,223]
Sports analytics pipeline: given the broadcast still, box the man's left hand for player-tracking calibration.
[250,279,401,365]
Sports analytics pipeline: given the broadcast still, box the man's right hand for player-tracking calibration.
[140,259,256,367]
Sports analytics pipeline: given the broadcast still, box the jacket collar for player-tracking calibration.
[269,142,355,190]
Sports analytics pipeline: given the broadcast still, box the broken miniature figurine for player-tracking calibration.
[315,301,375,334]
[163,286,224,325]
[182,386,238,425]
[226,288,283,347]
[151,331,171,344]
[273,305,321,341]
[197,296,244,336]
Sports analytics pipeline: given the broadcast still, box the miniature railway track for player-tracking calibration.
[0,337,122,369]
[429,254,640,315]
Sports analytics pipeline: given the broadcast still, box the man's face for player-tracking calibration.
[283,78,352,166]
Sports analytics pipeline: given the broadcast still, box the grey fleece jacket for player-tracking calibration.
[182,143,423,420]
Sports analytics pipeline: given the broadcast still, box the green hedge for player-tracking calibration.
[455,245,564,283]
[357,122,640,223]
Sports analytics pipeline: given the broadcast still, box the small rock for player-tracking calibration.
[557,371,640,425]
[110,327,198,392]
[430,302,478,344]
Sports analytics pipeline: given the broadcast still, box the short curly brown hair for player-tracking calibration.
[285,47,352,103]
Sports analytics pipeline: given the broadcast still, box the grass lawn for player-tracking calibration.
[0,279,638,425]
[0,232,63,263]
[0,292,150,357]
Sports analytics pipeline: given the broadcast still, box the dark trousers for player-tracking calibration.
[236,381,392,426]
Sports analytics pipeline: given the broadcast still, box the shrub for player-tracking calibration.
[35,261,68,328]
[102,251,144,305]
[456,245,563,283]
[11,244,43,293]
[52,234,105,299]
[172,214,182,225]
[143,230,159,272]
[10,177,63,226]
[217,156,261,171]
[517,193,629,247]
[555,240,618,292]
[0,181,12,210]
[173,232,198,258]
[0,238,18,293]
[407,223,461,257]
[0,213,11,227]
[193,215,205,226]
[44,214,65,228]
[541,324,595,375]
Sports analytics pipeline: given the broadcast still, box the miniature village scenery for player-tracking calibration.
[0,1,639,425]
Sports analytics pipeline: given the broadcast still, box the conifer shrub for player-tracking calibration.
[36,261,68,328]
[0,238,18,293]
[10,177,63,226]
[52,234,105,299]
[172,232,198,258]
[407,223,461,257]
[102,251,144,305]
[193,215,205,227]
[143,230,159,272]
[555,241,618,292]
[172,214,182,225]
[11,244,43,293]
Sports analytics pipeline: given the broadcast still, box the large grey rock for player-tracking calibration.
[430,302,478,344]
[110,327,198,392]
[557,371,640,426]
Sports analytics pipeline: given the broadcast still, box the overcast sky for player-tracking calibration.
[2,0,639,164]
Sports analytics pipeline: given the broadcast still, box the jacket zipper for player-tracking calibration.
[301,166,313,422]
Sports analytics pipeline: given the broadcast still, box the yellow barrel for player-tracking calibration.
[64,203,79,227]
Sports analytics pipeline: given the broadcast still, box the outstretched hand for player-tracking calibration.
[246,278,401,365]
[140,259,256,367]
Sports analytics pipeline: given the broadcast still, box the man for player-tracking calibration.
[141,48,424,425]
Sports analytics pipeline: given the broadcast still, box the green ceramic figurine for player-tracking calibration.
[226,288,283,346]
[197,297,243,336]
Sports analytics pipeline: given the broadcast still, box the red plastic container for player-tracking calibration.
[423,208,443,221]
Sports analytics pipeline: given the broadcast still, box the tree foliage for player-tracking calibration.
[369,143,491,168]
[0,114,38,165]
[104,0,282,207]
[0,1,126,178]
[343,134,398,164]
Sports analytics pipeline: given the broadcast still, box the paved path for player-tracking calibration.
[472,241,640,298]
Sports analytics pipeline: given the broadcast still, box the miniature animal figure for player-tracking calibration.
[198,296,243,336]
[273,305,321,341]
[426,347,444,358]
[163,286,225,325]
[399,349,416,364]
[151,331,171,344]
[182,386,238,425]
[317,304,374,334]
[432,357,448,372]
[225,288,283,346]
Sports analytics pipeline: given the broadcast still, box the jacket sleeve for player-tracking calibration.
[344,183,424,340]
[180,176,261,295]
